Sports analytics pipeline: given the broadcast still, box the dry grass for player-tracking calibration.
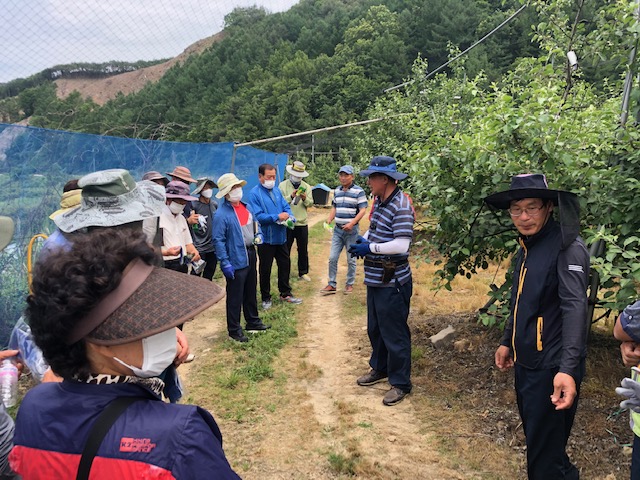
[410,258,509,317]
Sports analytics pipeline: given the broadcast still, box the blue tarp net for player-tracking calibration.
[0,123,288,344]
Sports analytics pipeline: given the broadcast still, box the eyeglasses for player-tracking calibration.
[508,205,545,217]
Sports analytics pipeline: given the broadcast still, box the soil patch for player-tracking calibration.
[182,209,631,479]
[412,312,631,479]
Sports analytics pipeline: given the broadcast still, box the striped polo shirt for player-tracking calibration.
[364,188,414,287]
[333,183,368,226]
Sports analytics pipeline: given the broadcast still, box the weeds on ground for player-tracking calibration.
[186,304,297,423]
[327,451,359,476]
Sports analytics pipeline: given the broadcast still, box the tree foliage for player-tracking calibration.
[353,1,639,320]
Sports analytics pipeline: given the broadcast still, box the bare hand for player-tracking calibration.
[174,328,190,365]
[494,345,514,371]
[620,341,640,367]
[300,193,307,201]
[187,212,199,225]
[342,222,354,232]
[0,350,22,376]
[165,246,181,256]
[550,372,577,410]
[278,212,290,221]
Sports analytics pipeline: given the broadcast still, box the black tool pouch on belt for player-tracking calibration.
[382,260,396,284]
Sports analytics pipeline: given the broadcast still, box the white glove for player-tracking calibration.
[198,215,207,228]
[616,376,640,412]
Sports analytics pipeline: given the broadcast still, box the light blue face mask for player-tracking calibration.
[113,328,177,378]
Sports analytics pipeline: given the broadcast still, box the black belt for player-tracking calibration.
[364,258,408,268]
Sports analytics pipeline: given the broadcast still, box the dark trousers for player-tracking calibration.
[257,242,291,301]
[515,361,584,480]
[632,434,640,480]
[163,258,188,329]
[190,250,217,280]
[225,247,261,336]
[287,225,309,276]
[366,280,413,392]
[163,258,188,274]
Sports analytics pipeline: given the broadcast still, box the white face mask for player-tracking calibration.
[290,175,302,183]
[200,189,213,199]
[169,201,185,215]
[262,180,276,190]
[113,329,177,378]
[227,188,243,202]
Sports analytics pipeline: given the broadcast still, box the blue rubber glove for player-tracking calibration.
[348,238,371,258]
[221,264,235,280]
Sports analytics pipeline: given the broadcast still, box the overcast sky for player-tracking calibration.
[0,0,300,83]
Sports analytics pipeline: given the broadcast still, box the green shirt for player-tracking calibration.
[278,179,313,226]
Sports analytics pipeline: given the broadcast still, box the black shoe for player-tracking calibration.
[383,386,409,406]
[356,369,388,386]
[229,333,249,343]
[246,323,271,333]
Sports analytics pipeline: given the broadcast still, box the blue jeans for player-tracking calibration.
[328,226,358,287]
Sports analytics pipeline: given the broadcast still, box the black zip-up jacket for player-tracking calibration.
[500,218,589,380]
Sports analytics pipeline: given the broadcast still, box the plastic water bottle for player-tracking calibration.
[0,359,18,408]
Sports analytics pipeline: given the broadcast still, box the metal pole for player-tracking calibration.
[230,143,237,173]
[311,134,315,163]
[233,116,401,148]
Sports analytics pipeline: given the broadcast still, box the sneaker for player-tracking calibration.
[320,285,337,295]
[246,323,271,333]
[230,333,249,343]
[262,300,272,310]
[383,387,409,406]
[356,369,388,386]
[343,285,354,294]
[299,274,311,282]
[280,295,302,304]
[184,353,196,363]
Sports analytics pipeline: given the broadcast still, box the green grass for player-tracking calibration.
[327,451,360,476]
[186,273,301,423]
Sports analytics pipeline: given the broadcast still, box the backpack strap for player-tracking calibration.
[76,396,143,480]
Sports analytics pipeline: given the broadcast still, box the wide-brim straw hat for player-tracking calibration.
[54,169,165,233]
[49,189,82,220]
[216,173,247,198]
[67,258,225,346]
[0,216,14,251]
[142,171,169,186]
[192,177,218,196]
[166,166,196,184]
[285,161,309,178]
[484,174,567,210]
[165,180,198,201]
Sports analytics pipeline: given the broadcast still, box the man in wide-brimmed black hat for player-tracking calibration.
[485,173,589,479]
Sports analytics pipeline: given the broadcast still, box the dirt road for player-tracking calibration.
[181,210,469,479]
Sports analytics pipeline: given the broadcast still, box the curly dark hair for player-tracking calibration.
[27,228,157,380]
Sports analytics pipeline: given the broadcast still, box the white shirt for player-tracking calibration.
[159,204,192,260]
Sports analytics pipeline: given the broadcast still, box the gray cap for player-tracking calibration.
[339,165,354,175]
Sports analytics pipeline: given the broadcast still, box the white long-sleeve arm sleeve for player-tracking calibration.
[368,237,411,255]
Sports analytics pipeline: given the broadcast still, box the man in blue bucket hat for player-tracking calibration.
[485,173,589,479]
[348,156,415,406]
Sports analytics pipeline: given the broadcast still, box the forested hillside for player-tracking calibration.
[1,0,637,316]
[1,0,541,145]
